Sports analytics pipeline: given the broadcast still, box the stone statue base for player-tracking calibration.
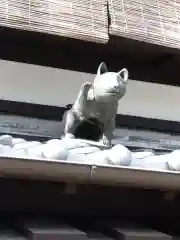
[0,135,180,172]
[62,138,110,150]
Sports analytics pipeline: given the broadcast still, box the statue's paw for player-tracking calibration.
[64,133,75,139]
[82,82,92,92]
[99,137,110,146]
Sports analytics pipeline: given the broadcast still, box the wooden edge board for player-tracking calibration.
[0,156,179,190]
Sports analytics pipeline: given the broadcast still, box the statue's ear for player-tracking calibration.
[97,62,108,76]
[117,68,128,84]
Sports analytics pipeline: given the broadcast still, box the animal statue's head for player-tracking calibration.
[88,62,128,103]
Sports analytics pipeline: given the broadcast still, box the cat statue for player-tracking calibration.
[64,62,129,146]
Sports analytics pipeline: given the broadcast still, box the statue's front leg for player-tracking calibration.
[99,118,115,146]
[64,110,81,139]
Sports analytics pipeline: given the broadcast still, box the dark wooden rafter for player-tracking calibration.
[0,27,179,86]
[0,99,178,135]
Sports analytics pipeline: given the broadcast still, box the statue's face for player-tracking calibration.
[93,72,127,102]
[92,62,128,103]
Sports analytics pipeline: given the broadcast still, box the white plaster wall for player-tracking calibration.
[0,59,179,121]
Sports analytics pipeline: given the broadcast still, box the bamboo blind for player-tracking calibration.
[108,0,180,49]
[0,0,109,43]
